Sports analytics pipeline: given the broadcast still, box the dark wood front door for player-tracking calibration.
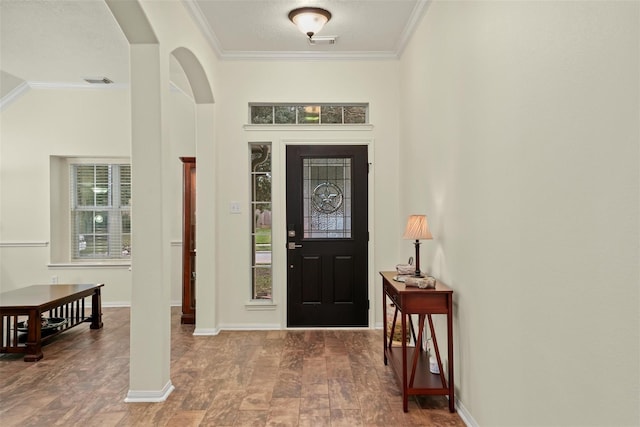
[286,145,368,327]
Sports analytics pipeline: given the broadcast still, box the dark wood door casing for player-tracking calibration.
[180,157,196,324]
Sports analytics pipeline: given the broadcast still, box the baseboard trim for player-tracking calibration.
[124,380,175,403]
[217,323,282,331]
[103,302,131,308]
[193,328,220,336]
[456,398,478,427]
[102,301,181,308]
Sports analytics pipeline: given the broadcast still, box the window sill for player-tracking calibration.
[245,300,277,311]
[0,241,49,247]
[243,124,373,132]
[48,262,131,269]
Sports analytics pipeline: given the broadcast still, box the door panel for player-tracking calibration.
[286,145,368,327]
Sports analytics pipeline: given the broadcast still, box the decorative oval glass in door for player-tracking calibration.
[303,158,351,238]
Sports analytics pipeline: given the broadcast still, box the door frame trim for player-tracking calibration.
[276,138,375,329]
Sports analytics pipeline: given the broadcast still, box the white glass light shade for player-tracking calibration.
[402,215,433,240]
[288,7,331,38]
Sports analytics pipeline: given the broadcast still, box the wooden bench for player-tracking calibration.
[0,284,104,361]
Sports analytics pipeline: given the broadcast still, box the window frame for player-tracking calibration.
[49,157,131,266]
[250,143,273,301]
[70,161,131,261]
[249,103,369,125]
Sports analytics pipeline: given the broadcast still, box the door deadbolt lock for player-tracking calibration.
[288,242,303,249]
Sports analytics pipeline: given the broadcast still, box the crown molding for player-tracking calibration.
[182,0,224,58]
[396,0,432,57]
[28,81,128,90]
[219,50,399,61]
[0,81,127,108]
[0,81,30,111]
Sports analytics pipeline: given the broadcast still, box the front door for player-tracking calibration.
[286,145,368,327]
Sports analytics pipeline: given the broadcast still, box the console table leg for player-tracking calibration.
[383,293,388,365]
[447,296,455,413]
[90,289,103,330]
[402,312,408,413]
[427,315,447,389]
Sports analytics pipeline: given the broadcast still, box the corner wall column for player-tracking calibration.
[194,103,217,334]
[125,42,173,402]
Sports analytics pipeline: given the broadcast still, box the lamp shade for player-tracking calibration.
[288,7,331,38]
[402,215,433,240]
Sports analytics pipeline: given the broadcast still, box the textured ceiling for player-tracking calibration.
[0,0,428,94]
[186,0,429,59]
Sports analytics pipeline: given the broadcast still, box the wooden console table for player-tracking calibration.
[380,271,454,412]
[0,284,104,361]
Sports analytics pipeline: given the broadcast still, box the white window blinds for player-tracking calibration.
[70,163,131,260]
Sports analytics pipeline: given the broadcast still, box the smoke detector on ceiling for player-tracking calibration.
[84,77,113,84]
[309,36,337,45]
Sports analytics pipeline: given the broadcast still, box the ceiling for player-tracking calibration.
[186,0,429,59]
[0,0,429,96]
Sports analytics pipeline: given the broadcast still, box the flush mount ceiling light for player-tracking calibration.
[288,7,332,39]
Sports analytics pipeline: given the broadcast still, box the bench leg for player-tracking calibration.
[24,309,43,362]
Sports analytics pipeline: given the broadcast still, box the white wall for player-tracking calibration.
[399,1,639,425]
[1,10,403,333]
[214,60,401,328]
[0,88,132,300]
[0,83,195,305]
[4,0,637,420]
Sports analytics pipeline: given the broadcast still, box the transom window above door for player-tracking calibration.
[249,103,368,125]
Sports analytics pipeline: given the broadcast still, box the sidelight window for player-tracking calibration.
[250,143,272,300]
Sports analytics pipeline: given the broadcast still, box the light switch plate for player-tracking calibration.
[230,201,241,214]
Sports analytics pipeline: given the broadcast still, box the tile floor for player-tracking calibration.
[0,307,465,426]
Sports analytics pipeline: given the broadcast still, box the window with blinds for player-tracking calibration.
[70,163,131,260]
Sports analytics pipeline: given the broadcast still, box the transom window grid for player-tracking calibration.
[250,103,368,125]
[70,164,131,260]
[303,158,352,239]
[250,143,272,300]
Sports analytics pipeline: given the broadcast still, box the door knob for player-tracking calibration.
[288,242,303,249]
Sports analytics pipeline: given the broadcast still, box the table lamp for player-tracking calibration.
[402,214,433,277]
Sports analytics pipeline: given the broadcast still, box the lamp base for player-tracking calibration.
[413,240,424,279]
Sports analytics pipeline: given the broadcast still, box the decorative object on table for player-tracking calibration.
[425,276,437,289]
[429,353,440,374]
[402,214,433,277]
[404,275,437,289]
[405,277,427,288]
[18,317,67,332]
[395,256,415,275]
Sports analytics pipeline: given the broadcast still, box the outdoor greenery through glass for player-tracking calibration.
[71,163,131,260]
[251,143,272,299]
[250,103,368,125]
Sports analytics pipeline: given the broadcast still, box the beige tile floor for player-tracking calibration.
[0,307,465,426]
